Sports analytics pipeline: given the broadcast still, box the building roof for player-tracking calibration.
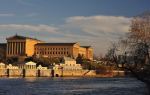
[35,42,78,46]
[25,61,37,65]
[0,62,5,65]
[6,34,41,41]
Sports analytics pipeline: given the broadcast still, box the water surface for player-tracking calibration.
[0,77,147,95]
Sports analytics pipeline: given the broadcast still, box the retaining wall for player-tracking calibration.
[8,69,22,77]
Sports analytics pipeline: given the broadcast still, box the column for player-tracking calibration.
[7,42,9,55]
[22,42,25,55]
[10,42,12,55]
[19,42,22,55]
[14,42,16,55]
[17,42,20,55]
[12,42,14,55]
[16,42,18,55]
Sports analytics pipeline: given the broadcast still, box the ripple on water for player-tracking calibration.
[0,77,147,95]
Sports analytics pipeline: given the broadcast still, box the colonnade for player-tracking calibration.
[7,42,25,56]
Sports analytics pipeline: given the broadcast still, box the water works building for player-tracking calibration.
[1,35,93,60]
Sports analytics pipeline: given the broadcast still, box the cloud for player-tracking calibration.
[0,15,131,55]
[59,15,131,55]
[65,15,131,37]
[0,13,15,17]
[0,24,58,33]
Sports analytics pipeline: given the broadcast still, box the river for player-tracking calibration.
[0,77,147,95]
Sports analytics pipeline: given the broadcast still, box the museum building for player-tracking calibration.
[0,35,93,60]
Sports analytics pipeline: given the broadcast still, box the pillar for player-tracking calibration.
[16,42,18,55]
[12,42,14,55]
[14,42,16,55]
[22,42,25,55]
[10,42,12,55]
[19,42,22,55]
[7,42,9,55]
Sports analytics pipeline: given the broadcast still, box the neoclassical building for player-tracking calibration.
[6,35,42,57]
[35,43,93,60]
[1,35,93,60]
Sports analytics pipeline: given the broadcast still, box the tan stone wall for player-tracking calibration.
[38,69,51,77]
[54,69,96,77]
[25,69,37,77]
[9,69,22,77]
[0,69,52,77]
[0,68,97,77]
[79,47,86,57]
[0,69,7,77]
[72,44,80,58]
[86,48,93,60]
[26,39,41,56]
[113,70,125,77]
[35,45,73,58]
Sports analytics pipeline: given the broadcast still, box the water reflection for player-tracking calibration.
[0,77,147,95]
[24,77,37,82]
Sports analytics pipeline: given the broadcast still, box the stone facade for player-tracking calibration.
[53,69,96,77]
[4,34,93,60]
[35,43,93,60]
[0,61,97,77]
[54,57,82,70]
[6,34,42,58]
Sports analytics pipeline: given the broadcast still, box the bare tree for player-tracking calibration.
[106,12,150,94]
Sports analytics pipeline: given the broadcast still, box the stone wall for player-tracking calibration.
[0,69,52,77]
[113,70,125,77]
[53,69,96,77]
[8,69,22,77]
[24,69,37,77]
[38,69,51,77]
[0,69,103,77]
[0,69,7,77]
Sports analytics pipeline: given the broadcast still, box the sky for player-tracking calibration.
[0,0,150,55]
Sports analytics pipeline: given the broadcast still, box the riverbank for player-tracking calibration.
[0,68,127,77]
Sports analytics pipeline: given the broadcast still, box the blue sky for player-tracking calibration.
[0,0,150,55]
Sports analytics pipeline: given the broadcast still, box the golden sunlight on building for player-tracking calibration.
[3,34,93,60]
[35,43,93,60]
[6,34,42,57]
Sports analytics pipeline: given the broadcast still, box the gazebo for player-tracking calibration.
[25,61,37,69]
